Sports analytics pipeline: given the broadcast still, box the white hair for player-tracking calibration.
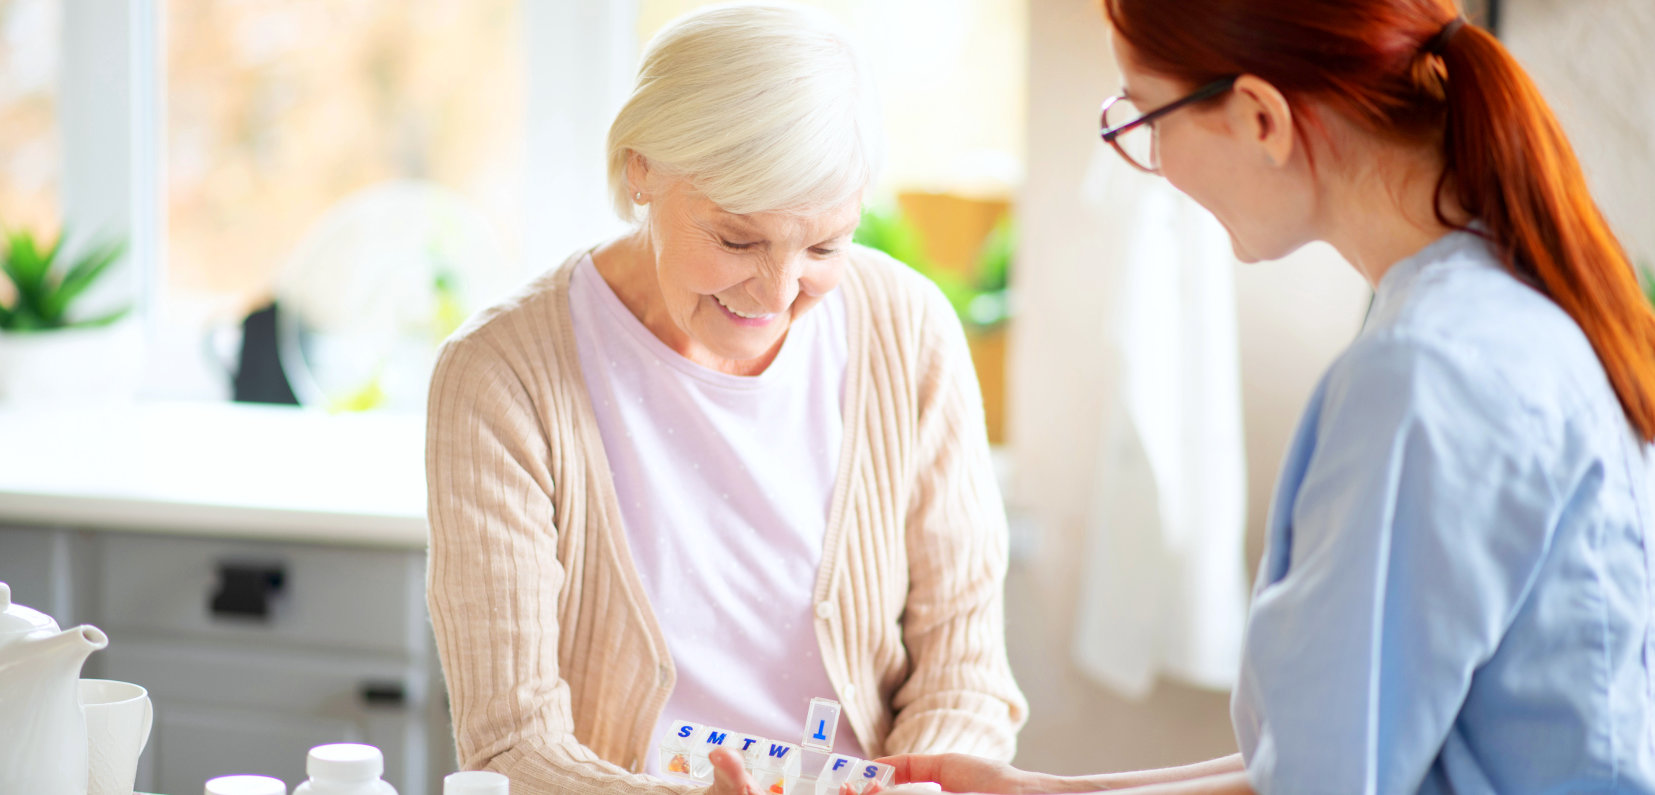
[606,2,884,222]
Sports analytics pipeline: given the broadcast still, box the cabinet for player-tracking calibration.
[0,525,455,795]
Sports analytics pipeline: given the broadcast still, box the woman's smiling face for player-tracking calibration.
[641,174,862,368]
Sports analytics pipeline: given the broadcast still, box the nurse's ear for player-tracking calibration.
[1227,75,1297,169]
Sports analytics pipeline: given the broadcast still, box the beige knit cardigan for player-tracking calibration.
[426,245,1027,793]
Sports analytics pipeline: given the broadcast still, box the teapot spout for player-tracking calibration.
[51,623,109,659]
[4,624,110,673]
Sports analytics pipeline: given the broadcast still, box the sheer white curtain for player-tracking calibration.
[1069,148,1247,698]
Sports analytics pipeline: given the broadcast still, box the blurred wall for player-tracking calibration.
[1000,0,1655,774]
[1500,0,1655,272]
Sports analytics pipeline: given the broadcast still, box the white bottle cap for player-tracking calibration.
[307,743,384,782]
[206,775,288,795]
[443,770,509,795]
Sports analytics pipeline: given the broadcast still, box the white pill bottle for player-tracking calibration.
[444,770,508,794]
[292,743,398,795]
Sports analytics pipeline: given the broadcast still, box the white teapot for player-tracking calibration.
[0,581,110,795]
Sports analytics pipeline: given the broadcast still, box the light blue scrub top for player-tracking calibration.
[1233,229,1655,794]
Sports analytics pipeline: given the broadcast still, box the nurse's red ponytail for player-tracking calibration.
[1105,0,1655,442]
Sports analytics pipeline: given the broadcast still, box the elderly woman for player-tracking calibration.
[424,5,1026,793]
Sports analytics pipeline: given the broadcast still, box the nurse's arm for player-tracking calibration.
[1042,753,1246,791]
[1090,770,1251,794]
[882,752,1246,793]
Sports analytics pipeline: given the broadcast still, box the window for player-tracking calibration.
[164,0,526,405]
[42,1,1020,409]
[0,0,60,235]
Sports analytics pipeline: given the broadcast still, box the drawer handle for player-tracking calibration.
[209,562,286,621]
[360,681,407,707]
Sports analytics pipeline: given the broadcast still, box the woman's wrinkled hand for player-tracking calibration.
[879,753,1044,795]
[707,748,761,795]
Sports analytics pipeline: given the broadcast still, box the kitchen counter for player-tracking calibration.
[0,401,427,548]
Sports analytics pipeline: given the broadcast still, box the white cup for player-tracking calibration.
[80,679,154,795]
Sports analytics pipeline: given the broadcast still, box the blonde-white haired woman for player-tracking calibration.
[425,4,1027,793]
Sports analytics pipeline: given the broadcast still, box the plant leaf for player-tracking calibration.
[6,306,47,331]
[5,228,50,288]
[3,228,57,320]
[854,204,933,275]
[47,239,126,322]
[65,305,132,329]
[974,215,1016,292]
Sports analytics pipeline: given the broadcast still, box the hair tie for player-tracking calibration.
[1423,16,1467,56]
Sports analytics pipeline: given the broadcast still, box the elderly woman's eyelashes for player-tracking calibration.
[720,237,843,257]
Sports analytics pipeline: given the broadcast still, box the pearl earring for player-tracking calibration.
[635,192,644,203]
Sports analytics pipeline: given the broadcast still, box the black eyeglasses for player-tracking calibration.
[1099,76,1238,174]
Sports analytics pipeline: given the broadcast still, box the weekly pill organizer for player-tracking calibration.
[661,697,896,795]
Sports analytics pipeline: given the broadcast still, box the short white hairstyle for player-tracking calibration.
[606,2,884,222]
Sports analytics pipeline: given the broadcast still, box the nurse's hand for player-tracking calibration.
[880,753,1044,794]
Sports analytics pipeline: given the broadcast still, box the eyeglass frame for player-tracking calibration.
[1099,75,1240,173]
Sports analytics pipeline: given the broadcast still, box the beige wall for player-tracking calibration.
[1500,0,1655,271]
[1005,0,1655,774]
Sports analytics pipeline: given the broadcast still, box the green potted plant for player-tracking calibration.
[0,226,140,402]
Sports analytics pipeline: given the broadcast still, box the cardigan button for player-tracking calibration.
[815,601,834,619]
[843,683,857,700]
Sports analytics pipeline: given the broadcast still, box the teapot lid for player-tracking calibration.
[0,582,60,640]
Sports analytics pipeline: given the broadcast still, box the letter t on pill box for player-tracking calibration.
[801,697,841,752]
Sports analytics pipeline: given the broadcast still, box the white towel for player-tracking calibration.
[1070,148,1249,699]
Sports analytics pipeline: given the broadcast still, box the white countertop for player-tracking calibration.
[0,401,428,548]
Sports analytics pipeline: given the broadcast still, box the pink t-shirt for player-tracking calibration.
[568,254,865,774]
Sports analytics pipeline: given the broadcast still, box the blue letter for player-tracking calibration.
[767,744,791,759]
[832,758,849,772]
[705,731,727,746]
[864,765,879,779]
[677,725,694,739]
[741,738,758,751]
